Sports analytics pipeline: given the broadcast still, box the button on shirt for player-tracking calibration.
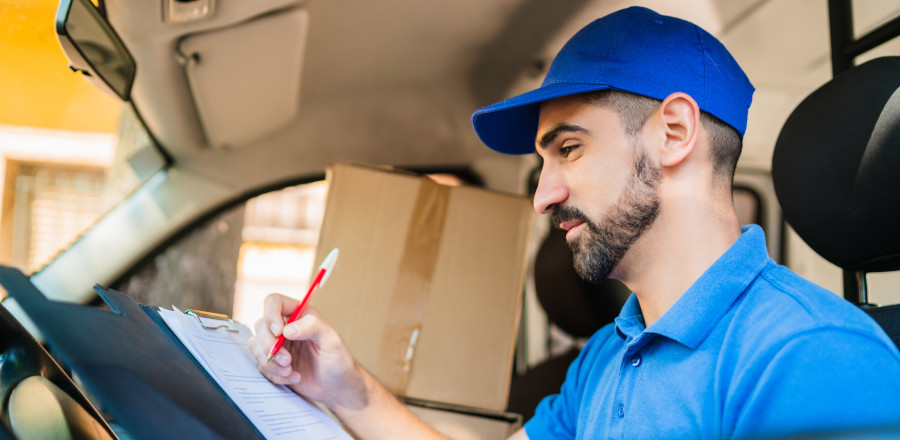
[525,225,900,439]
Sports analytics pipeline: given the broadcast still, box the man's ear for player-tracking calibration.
[657,92,700,168]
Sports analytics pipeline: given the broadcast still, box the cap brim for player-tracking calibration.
[472,82,613,155]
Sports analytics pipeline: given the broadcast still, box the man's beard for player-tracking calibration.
[552,149,662,283]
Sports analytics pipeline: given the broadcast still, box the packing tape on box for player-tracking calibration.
[376,178,450,394]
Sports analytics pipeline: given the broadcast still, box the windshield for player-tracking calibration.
[0,0,163,283]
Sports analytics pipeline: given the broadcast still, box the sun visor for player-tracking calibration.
[177,8,308,149]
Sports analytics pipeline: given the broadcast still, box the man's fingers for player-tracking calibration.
[283,313,321,342]
[259,367,301,385]
[250,333,296,380]
[257,349,301,385]
[254,318,275,345]
[262,293,300,335]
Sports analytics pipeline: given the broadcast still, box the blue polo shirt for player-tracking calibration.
[525,225,900,439]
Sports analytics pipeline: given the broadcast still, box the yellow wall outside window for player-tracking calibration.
[0,0,121,133]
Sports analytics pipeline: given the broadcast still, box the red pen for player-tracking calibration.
[267,248,339,361]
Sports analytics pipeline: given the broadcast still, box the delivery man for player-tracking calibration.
[250,6,900,439]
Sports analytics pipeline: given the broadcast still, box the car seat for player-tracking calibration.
[772,56,900,347]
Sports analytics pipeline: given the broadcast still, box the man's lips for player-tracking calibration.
[559,220,585,232]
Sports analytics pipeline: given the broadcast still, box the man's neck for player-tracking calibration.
[615,198,742,327]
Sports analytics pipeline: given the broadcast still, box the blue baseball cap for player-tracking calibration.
[471,6,755,155]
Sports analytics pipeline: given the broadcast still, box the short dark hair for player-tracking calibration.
[578,90,742,180]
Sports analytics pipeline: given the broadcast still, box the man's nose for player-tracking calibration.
[533,169,568,214]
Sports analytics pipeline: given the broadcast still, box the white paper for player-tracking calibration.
[158,307,351,440]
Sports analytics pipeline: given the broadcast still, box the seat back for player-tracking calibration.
[772,56,900,343]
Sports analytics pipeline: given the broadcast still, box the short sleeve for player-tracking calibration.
[730,328,900,439]
[524,325,618,439]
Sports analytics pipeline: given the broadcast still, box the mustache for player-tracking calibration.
[551,204,591,229]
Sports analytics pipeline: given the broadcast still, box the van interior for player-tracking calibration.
[1,0,899,438]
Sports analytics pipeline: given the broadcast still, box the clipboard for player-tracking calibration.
[154,304,350,439]
[183,309,241,332]
[0,265,278,439]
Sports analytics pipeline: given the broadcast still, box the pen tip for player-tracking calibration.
[266,353,273,361]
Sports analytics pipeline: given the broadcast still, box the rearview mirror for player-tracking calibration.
[55,0,136,101]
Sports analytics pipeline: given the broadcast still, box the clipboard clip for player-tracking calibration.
[186,309,239,333]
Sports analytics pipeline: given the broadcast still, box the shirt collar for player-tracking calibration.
[615,294,645,341]
[614,224,771,348]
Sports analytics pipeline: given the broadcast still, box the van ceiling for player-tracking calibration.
[100,0,900,191]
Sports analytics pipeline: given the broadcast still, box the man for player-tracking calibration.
[250,7,900,439]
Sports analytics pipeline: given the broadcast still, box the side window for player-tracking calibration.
[234,182,327,324]
[113,180,326,325]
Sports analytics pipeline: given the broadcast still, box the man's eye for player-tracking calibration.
[560,145,579,158]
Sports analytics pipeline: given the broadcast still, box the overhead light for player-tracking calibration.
[166,0,215,24]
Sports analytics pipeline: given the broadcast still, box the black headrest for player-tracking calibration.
[772,57,900,273]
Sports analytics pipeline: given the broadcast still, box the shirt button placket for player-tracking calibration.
[610,340,647,437]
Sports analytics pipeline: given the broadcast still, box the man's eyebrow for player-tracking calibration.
[538,123,590,149]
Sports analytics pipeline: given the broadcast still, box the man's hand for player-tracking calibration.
[248,293,366,411]
[248,293,476,440]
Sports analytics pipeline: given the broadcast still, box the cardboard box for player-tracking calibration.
[311,162,533,412]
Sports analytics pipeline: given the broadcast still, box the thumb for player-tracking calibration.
[282,313,320,342]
